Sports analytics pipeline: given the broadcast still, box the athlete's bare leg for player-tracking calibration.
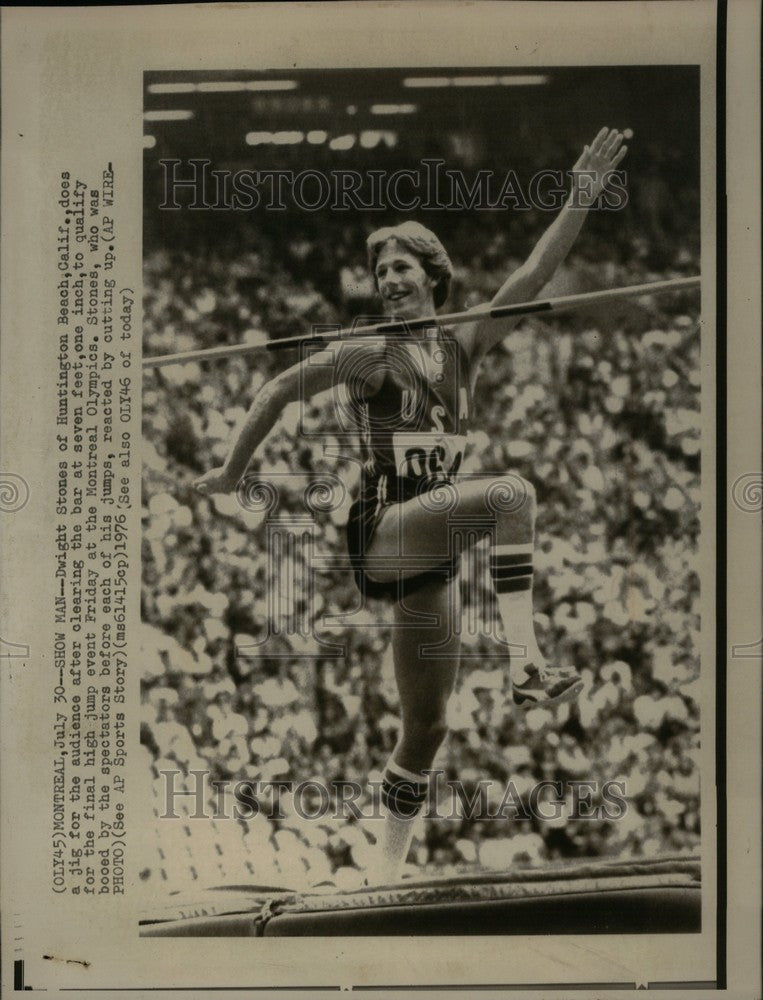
[367,577,460,884]
[390,577,460,773]
[365,473,582,707]
[363,475,581,884]
[364,474,536,579]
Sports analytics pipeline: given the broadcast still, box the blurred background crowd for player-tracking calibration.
[140,66,701,892]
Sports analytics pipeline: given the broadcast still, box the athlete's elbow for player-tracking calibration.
[267,369,299,410]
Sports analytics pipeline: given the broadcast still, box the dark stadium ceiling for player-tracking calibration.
[143,67,698,157]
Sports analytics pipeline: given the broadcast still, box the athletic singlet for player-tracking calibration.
[355,329,473,505]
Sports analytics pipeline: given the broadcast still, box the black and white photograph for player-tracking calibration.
[139,63,705,939]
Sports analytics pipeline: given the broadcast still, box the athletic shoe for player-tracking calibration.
[511,663,583,709]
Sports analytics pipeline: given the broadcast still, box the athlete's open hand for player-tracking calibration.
[572,127,629,204]
[193,466,239,496]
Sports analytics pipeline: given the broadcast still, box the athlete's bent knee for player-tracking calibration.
[485,474,536,518]
[518,476,536,513]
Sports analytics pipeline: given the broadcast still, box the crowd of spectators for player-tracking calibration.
[140,162,701,892]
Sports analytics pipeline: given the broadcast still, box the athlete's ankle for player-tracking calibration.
[508,644,546,679]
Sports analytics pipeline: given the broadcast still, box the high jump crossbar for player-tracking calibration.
[142,275,700,369]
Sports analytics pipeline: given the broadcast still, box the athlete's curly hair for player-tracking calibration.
[366,222,453,309]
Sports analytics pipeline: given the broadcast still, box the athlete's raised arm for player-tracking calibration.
[193,340,384,495]
[466,127,628,364]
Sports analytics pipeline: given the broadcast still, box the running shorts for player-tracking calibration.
[345,478,461,601]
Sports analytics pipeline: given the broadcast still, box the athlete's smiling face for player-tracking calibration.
[374,241,436,320]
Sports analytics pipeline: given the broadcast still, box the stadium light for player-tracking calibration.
[370,103,417,115]
[450,75,501,87]
[360,130,397,149]
[306,130,328,144]
[147,83,196,94]
[402,77,450,88]
[143,110,194,122]
[245,131,272,145]
[147,79,299,95]
[329,134,356,151]
[197,81,253,93]
[245,131,305,146]
[498,74,550,86]
[403,74,548,88]
[272,131,304,145]
[246,80,299,92]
